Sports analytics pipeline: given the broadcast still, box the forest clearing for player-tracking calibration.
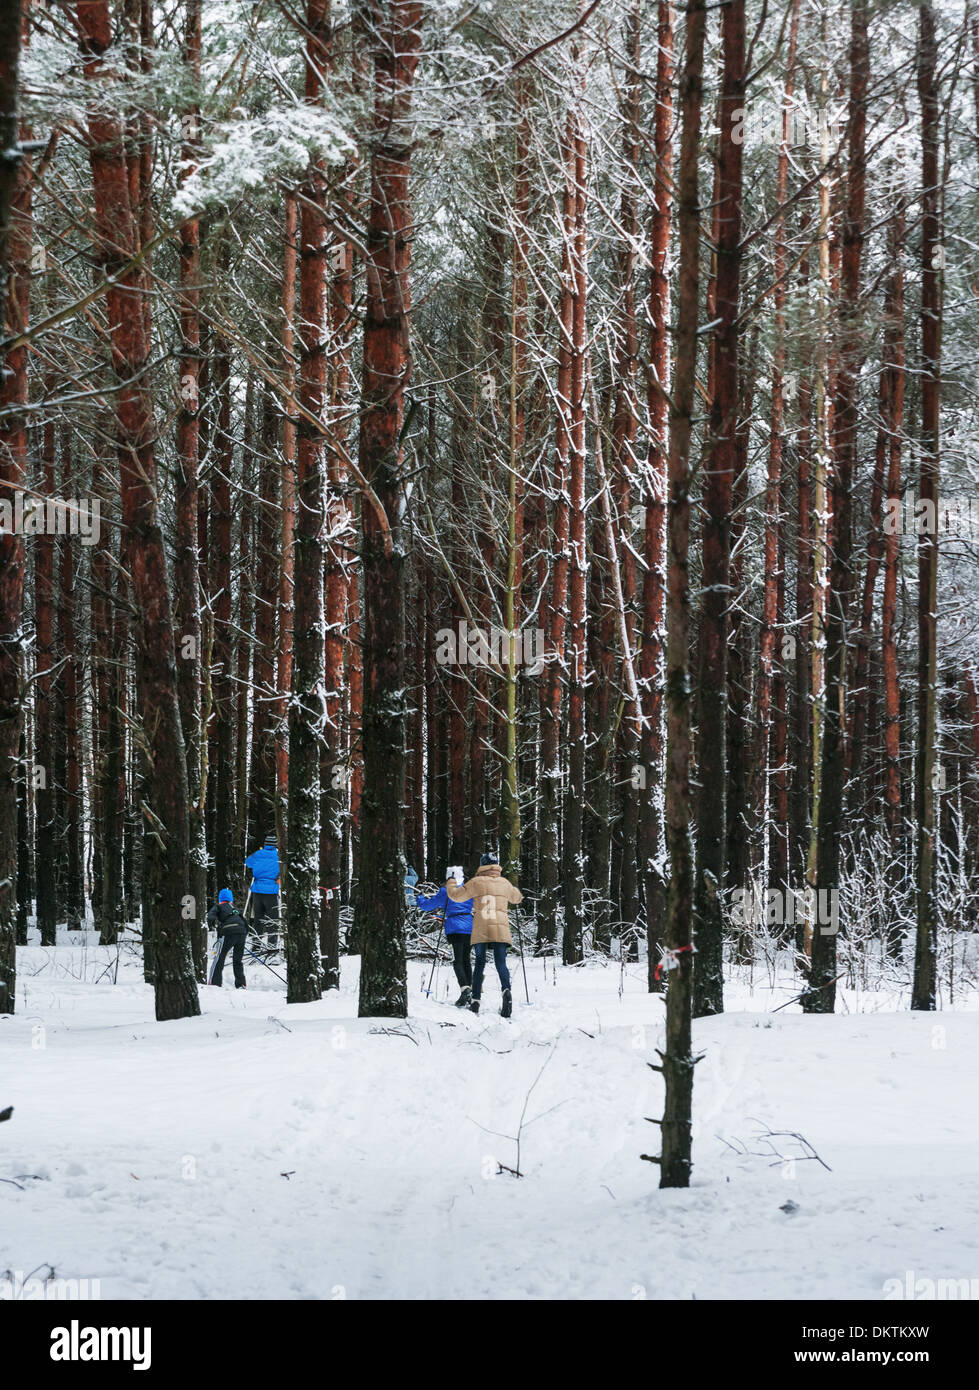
[6,930,979,1302]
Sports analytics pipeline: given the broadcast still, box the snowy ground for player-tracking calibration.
[4,928,979,1300]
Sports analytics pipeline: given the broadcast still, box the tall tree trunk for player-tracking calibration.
[319,153,356,989]
[356,0,422,1018]
[610,0,642,948]
[536,111,575,956]
[78,0,198,1021]
[806,0,868,1014]
[692,0,744,1019]
[35,422,57,942]
[286,0,332,1005]
[805,18,835,957]
[234,395,255,875]
[501,82,529,883]
[755,1,799,901]
[209,332,236,888]
[173,0,205,971]
[913,0,941,1011]
[587,510,615,951]
[640,0,673,992]
[0,0,26,1010]
[563,96,588,968]
[275,194,298,852]
[847,369,888,785]
[59,437,83,928]
[251,386,279,838]
[791,227,813,915]
[655,0,706,1191]
[100,563,127,946]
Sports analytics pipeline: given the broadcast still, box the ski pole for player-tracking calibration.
[243,943,286,985]
[246,922,282,962]
[425,902,448,997]
[516,907,530,1004]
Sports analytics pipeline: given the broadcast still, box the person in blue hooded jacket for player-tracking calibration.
[407,865,474,1007]
[245,834,281,946]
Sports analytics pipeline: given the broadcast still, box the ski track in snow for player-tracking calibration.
[3,930,979,1300]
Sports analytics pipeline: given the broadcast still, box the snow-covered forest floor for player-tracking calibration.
[4,929,979,1300]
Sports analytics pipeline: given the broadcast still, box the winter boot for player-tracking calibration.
[500,989,512,1019]
[455,987,472,1008]
[469,996,480,1014]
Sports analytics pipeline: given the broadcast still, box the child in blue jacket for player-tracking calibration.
[407,865,474,1007]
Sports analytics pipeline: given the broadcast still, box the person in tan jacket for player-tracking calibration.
[445,853,522,1017]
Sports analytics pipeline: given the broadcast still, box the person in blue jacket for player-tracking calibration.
[406,865,474,1007]
[245,834,281,947]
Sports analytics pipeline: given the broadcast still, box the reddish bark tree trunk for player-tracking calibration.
[78,0,198,1021]
[319,28,357,989]
[807,0,868,1014]
[356,0,422,1019]
[693,0,744,1019]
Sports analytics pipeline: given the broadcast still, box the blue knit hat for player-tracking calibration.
[479,852,499,866]
[218,888,233,904]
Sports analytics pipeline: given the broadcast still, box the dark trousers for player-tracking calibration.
[251,892,279,946]
[472,942,510,1000]
[449,934,472,988]
[212,930,247,988]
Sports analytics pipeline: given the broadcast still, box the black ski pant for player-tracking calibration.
[251,892,279,946]
[212,929,247,988]
[449,934,472,988]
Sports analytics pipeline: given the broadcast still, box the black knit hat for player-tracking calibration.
[479,852,499,866]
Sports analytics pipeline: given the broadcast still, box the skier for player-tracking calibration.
[207,888,249,989]
[445,853,522,1017]
[407,865,474,1007]
[245,833,281,947]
